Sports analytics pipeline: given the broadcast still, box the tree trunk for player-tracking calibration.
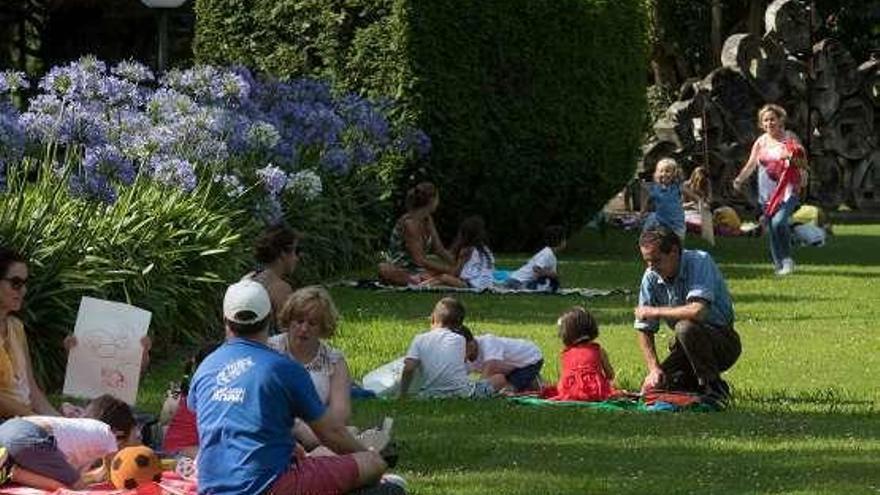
[720,33,785,101]
[807,153,846,208]
[813,39,862,98]
[851,150,880,210]
[764,0,810,55]
[821,96,875,160]
[859,59,880,107]
[701,67,762,147]
[748,0,769,36]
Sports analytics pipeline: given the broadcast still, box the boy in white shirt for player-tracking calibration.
[454,326,544,393]
[399,297,494,399]
[504,226,566,291]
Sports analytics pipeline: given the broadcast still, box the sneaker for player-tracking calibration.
[776,258,794,276]
[381,473,407,492]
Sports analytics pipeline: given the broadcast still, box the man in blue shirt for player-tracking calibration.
[188,280,390,494]
[633,227,742,401]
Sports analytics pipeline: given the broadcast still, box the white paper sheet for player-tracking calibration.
[700,201,716,246]
[62,297,152,405]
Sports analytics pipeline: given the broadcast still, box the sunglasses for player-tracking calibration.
[1,277,27,291]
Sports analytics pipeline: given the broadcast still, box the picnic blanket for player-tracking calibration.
[334,280,630,299]
[509,390,719,412]
[0,473,196,495]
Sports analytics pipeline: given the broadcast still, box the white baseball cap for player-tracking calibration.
[223,280,271,324]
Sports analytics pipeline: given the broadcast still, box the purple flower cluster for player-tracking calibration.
[6,57,431,209]
[0,72,28,190]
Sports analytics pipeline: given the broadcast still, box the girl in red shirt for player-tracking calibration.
[546,306,615,401]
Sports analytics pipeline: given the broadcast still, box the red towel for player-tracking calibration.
[764,141,805,218]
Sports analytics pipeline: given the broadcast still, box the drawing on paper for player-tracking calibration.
[63,297,152,405]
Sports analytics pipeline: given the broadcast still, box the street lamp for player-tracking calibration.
[140,0,187,73]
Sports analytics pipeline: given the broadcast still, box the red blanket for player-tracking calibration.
[0,472,195,495]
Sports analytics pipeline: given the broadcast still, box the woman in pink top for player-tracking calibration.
[733,104,807,276]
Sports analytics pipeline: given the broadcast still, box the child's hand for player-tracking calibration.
[63,335,77,351]
[641,368,665,394]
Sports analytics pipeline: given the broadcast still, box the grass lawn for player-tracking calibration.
[138,224,880,494]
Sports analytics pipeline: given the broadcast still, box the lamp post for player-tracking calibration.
[140,0,187,73]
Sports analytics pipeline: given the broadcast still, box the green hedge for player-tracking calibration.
[195,0,647,249]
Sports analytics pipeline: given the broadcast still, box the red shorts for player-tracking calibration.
[268,455,360,495]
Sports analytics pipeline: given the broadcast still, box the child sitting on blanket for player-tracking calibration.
[503,226,566,291]
[545,306,615,401]
[161,341,221,457]
[0,394,141,491]
[451,216,496,290]
[399,297,495,399]
[453,326,543,393]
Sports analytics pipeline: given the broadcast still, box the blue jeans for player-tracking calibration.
[0,418,79,486]
[766,197,798,268]
[506,359,544,391]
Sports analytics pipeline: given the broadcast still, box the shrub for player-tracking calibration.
[0,58,427,386]
[194,0,647,249]
[0,156,250,389]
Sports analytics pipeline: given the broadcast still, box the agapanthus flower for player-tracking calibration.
[214,71,250,105]
[320,147,352,174]
[148,156,197,192]
[56,102,108,146]
[351,143,377,167]
[0,109,25,167]
[258,195,284,224]
[69,169,117,204]
[338,94,390,144]
[38,56,108,103]
[214,173,246,197]
[97,76,143,108]
[286,169,322,200]
[111,60,155,84]
[397,128,432,157]
[245,121,280,152]
[146,88,198,124]
[83,144,136,185]
[0,71,28,95]
[256,163,288,196]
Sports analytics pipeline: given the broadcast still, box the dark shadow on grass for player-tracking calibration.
[353,399,880,494]
[732,292,822,304]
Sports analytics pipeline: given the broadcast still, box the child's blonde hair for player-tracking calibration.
[557,306,599,347]
[686,166,712,201]
[654,158,682,182]
[278,286,339,338]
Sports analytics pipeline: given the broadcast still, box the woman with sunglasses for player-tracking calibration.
[0,246,60,417]
[245,224,302,334]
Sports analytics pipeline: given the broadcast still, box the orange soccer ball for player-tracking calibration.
[109,445,163,490]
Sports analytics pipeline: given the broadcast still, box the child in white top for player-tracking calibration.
[455,327,544,393]
[452,216,495,290]
[399,297,494,398]
[505,226,566,291]
[0,394,140,491]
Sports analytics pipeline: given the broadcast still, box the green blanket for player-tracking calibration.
[508,395,718,412]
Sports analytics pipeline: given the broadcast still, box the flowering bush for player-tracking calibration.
[0,57,430,386]
[3,56,428,220]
